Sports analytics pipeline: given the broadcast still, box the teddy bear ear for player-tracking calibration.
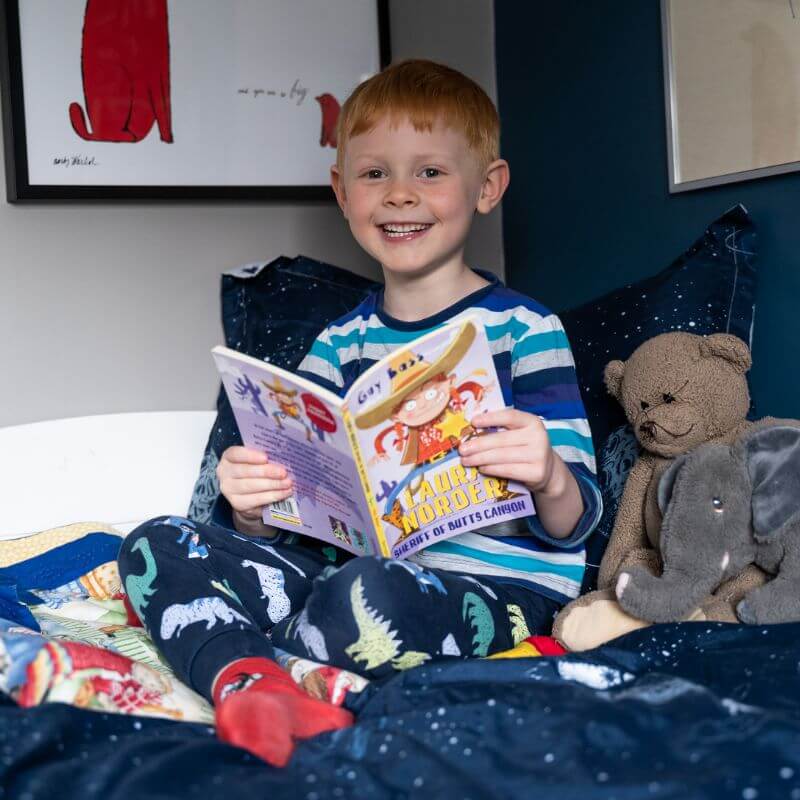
[698,333,752,374]
[604,360,626,399]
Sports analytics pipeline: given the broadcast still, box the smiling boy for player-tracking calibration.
[118,59,602,768]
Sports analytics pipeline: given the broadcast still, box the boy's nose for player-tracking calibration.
[383,181,418,207]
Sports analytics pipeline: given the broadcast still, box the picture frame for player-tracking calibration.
[662,0,800,193]
[0,0,390,202]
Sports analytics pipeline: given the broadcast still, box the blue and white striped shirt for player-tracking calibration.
[297,270,602,604]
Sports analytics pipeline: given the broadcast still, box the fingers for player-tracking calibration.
[224,462,289,481]
[230,489,295,515]
[470,408,538,428]
[459,427,529,454]
[477,463,536,483]
[460,445,532,467]
[218,446,294,513]
[222,446,269,465]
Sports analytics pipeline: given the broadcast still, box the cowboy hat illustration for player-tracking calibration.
[355,320,477,430]
[261,376,298,396]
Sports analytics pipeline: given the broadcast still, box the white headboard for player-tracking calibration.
[0,411,216,539]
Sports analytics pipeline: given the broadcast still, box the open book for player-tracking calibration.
[212,316,535,559]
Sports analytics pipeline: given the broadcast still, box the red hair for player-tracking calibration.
[336,59,500,172]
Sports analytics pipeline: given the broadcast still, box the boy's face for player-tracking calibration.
[331,116,504,280]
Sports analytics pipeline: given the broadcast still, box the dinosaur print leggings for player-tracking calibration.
[117,516,561,701]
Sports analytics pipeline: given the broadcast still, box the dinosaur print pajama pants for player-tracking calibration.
[117,516,561,701]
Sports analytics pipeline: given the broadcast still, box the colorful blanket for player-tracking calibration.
[0,524,560,724]
[2,525,800,798]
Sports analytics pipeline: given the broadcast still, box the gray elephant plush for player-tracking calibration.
[615,423,800,626]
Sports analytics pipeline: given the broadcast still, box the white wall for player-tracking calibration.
[0,0,502,427]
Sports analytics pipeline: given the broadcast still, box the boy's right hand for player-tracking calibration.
[217,446,293,536]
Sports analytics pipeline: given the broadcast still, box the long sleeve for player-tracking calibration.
[510,312,603,548]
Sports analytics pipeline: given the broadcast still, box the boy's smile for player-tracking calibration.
[331,116,507,283]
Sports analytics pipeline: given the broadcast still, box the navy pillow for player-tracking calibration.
[559,204,758,593]
[187,256,378,523]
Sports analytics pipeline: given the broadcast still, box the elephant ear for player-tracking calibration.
[742,425,800,541]
[657,453,691,515]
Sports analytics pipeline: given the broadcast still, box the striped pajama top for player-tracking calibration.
[297,270,602,604]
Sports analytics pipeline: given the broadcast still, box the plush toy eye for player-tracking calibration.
[640,401,650,410]
[712,497,724,513]
[663,393,675,404]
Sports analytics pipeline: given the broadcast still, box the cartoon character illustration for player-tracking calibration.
[286,607,329,662]
[162,516,208,559]
[241,560,292,624]
[262,377,314,442]
[69,0,173,143]
[355,321,489,537]
[329,517,352,546]
[124,537,158,619]
[160,597,248,640]
[19,640,184,719]
[315,93,340,147]
[344,576,402,670]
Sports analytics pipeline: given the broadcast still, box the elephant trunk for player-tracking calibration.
[615,563,722,624]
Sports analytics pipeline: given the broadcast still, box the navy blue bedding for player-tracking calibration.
[3,622,799,799]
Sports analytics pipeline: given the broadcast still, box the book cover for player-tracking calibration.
[212,315,535,559]
[347,318,535,559]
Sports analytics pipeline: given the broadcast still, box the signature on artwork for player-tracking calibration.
[52,154,98,167]
[237,78,308,106]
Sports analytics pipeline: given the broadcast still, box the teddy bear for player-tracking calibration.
[551,331,772,652]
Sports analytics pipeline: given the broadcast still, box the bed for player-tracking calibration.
[2,212,799,798]
[1,411,799,799]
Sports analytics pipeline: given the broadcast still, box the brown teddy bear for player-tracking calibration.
[552,331,771,651]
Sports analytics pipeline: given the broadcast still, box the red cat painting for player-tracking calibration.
[68,0,173,143]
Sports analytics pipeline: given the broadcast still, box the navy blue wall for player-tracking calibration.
[495,1,800,417]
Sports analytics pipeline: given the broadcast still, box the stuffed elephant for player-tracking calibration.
[616,424,800,626]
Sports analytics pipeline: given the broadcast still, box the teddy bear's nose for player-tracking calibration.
[639,420,656,437]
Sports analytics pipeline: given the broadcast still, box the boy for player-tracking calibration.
[119,59,602,767]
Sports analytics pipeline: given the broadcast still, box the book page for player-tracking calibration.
[212,347,375,555]
[345,317,535,559]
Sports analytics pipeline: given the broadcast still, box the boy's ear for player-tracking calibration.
[330,165,348,216]
[476,159,510,215]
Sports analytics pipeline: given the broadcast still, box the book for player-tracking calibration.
[212,315,535,559]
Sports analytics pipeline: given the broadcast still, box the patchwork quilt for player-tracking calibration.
[2,525,800,800]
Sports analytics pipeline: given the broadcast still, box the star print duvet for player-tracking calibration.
[2,526,800,799]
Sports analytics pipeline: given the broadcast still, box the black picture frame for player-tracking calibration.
[0,0,391,202]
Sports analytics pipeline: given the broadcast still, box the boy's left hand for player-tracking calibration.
[458,409,555,492]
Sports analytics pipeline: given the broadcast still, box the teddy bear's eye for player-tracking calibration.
[640,401,650,410]
[663,393,675,404]
[712,497,724,513]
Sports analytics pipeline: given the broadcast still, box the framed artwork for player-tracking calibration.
[0,0,390,201]
[662,0,800,193]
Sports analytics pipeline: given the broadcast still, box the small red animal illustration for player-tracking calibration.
[69,0,173,143]
[315,93,340,148]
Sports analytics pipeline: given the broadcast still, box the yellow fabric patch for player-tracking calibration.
[0,521,122,567]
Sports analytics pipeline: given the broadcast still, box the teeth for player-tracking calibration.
[382,223,431,233]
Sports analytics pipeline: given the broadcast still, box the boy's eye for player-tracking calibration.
[365,169,384,179]
[421,168,441,178]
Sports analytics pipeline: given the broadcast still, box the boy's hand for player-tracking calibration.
[458,409,556,492]
[217,446,293,535]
